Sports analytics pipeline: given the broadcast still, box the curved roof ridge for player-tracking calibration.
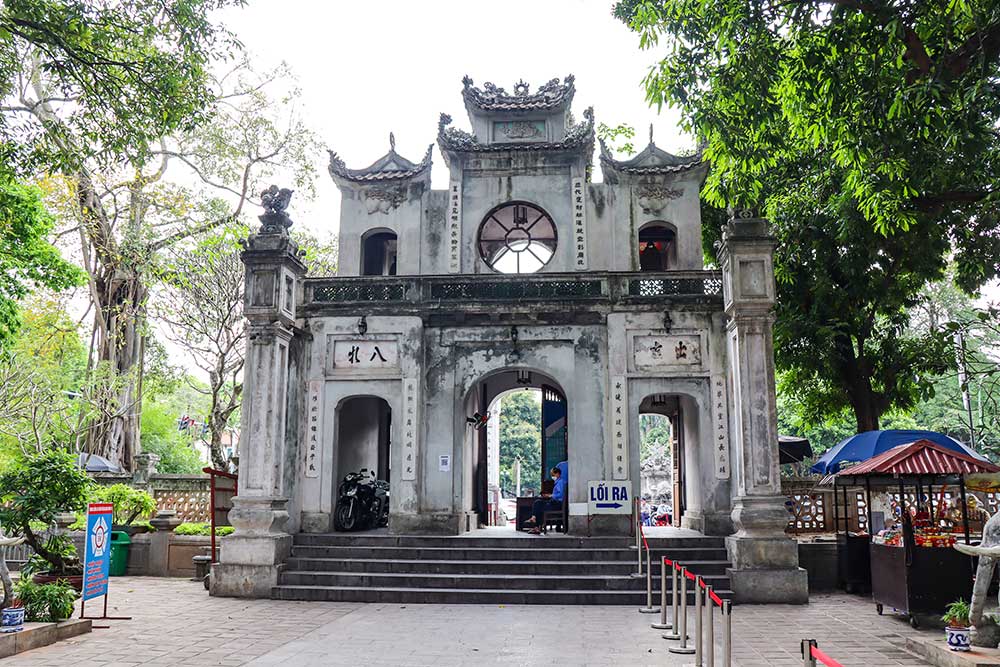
[328,139,433,184]
[599,137,704,175]
[438,107,594,154]
[461,75,575,112]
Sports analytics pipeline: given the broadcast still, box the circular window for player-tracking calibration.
[477,202,557,274]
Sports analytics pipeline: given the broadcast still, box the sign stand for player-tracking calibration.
[78,502,131,628]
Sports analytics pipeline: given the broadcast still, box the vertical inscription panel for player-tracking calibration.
[610,375,628,480]
[401,377,418,481]
[305,380,322,478]
[711,373,731,480]
[572,177,587,270]
[448,181,462,273]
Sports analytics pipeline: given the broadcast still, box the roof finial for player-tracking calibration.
[649,123,654,147]
[389,132,396,152]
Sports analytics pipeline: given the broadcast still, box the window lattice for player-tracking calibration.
[313,282,406,303]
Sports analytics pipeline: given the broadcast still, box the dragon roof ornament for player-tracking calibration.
[328,135,433,184]
[438,107,595,154]
[461,75,575,112]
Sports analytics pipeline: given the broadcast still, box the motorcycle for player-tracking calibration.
[334,468,389,531]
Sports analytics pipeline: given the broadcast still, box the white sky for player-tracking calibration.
[217,0,691,239]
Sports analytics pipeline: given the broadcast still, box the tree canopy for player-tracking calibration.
[615,1,1000,240]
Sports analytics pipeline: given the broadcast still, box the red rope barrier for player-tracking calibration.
[811,645,844,667]
[662,557,673,566]
[709,590,723,607]
[684,570,697,582]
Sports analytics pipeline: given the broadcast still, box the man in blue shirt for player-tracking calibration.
[524,465,566,534]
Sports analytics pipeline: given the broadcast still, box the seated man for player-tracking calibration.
[523,466,565,535]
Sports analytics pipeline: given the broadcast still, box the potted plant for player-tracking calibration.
[0,451,91,591]
[14,579,77,623]
[943,599,972,652]
[1,600,24,633]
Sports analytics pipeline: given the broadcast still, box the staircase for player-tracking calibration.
[272,533,733,605]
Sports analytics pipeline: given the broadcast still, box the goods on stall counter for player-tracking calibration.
[874,527,903,546]
[914,532,956,548]
[872,527,957,548]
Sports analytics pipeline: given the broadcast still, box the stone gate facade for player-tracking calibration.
[211,75,808,603]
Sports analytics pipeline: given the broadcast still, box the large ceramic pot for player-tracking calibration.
[946,626,971,652]
[1,607,24,633]
[31,573,84,592]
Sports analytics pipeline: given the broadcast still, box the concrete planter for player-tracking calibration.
[945,626,971,652]
[31,573,83,593]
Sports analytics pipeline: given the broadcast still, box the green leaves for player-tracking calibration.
[0,170,83,349]
[615,0,1000,232]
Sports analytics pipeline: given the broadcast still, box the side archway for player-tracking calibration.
[637,221,677,271]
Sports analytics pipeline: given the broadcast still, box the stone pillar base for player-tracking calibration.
[681,510,733,536]
[210,533,291,598]
[726,566,809,604]
[300,511,331,533]
[726,534,809,603]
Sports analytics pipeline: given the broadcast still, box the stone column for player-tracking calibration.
[211,187,307,598]
[148,509,182,577]
[720,210,808,603]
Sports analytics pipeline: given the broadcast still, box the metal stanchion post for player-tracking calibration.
[631,498,639,549]
[663,563,681,640]
[801,639,817,666]
[693,576,704,666]
[651,558,671,629]
[638,549,659,613]
[722,600,732,667]
[668,567,695,654]
[705,584,715,667]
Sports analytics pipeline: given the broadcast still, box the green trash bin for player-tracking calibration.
[109,531,130,576]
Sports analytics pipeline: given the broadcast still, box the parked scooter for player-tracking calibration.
[334,468,389,531]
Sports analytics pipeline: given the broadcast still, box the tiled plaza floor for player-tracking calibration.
[7,578,934,666]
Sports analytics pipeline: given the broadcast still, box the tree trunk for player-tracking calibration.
[84,268,146,471]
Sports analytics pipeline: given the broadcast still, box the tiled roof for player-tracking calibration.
[438,108,594,154]
[462,75,575,112]
[599,138,704,176]
[328,139,433,183]
[837,439,1000,476]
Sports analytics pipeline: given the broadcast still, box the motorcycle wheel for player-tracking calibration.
[335,502,356,532]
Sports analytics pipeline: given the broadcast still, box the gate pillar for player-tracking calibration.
[211,188,307,598]
[720,209,808,604]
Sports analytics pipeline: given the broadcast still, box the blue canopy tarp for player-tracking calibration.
[810,429,989,475]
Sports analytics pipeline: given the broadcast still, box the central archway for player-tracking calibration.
[462,368,568,531]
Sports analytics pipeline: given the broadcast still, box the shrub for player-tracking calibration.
[0,451,90,575]
[173,522,233,537]
[90,484,156,526]
[14,578,77,622]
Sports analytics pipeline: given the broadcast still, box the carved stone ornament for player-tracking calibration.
[636,185,683,215]
[727,206,758,220]
[499,121,543,140]
[258,185,294,234]
[364,185,407,214]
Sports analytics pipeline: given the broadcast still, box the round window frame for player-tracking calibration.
[476,200,558,274]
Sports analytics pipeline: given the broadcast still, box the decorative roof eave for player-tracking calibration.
[598,137,706,177]
[461,75,575,113]
[328,136,433,185]
[437,107,595,156]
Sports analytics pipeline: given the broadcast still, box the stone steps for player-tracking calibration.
[287,545,728,562]
[273,533,731,605]
[282,557,731,576]
[272,585,733,605]
[278,570,733,591]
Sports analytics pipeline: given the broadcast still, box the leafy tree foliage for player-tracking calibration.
[0,0,242,173]
[498,390,541,497]
[614,1,1000,240]
[0,172,82,348]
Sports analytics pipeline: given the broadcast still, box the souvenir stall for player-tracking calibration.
[833,439,1000,627]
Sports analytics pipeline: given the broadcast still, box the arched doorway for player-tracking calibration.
[361,229,398,276]
[637,221,677,271]
[333,396,392,531]
[463,368,568,531]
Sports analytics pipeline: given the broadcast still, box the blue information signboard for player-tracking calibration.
[82,502,113,602]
